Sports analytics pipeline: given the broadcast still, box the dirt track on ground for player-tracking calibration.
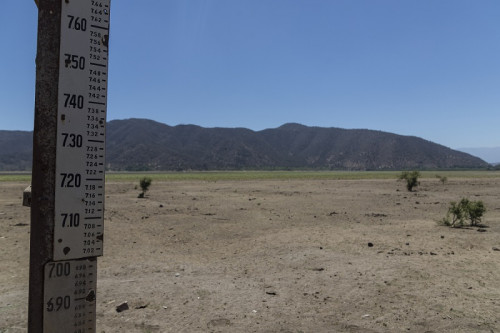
[1,177,500,332]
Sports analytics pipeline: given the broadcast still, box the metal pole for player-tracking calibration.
[29,1,61,331]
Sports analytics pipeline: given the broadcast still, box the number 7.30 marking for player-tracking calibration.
[61,133,83,147]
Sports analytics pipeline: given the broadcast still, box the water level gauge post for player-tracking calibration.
[29,1,111,332]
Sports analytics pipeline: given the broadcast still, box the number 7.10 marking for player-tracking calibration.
[61,213,80,227]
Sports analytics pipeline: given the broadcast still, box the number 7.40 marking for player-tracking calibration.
[63,94,84,109]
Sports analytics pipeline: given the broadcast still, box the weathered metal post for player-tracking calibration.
[29,0,110,331]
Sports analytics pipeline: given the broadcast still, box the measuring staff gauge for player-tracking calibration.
[43,259,97,332]
[54,0,110,261]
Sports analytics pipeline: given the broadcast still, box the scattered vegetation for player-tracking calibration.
[108,171,407,182]
[399,171,420,191]
[2,170,500,183]
[108,170,486,183]
[138,177,152,198]
[435,174,448,184]
[441,198,486,227]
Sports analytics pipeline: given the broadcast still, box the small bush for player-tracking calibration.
[441,199,466,227]
[441,198,486,227]
[435,175,448,184]
[399,171,420,192]
[467,200,486,226]
[138,177,152,198]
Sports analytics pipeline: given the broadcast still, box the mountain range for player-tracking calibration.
[0,118,490,171]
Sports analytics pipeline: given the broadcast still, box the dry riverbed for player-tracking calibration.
[1,177,500,332]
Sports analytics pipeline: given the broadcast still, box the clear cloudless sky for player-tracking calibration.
[1,0,499,149]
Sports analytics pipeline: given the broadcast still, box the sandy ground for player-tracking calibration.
[1,177,500,333]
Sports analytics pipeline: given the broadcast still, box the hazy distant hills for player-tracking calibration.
[0,118,489,171]
[457,147,500,165]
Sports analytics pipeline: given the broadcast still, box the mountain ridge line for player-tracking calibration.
[0,118,489,171]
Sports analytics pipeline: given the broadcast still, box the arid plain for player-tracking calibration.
[1,174,500,332]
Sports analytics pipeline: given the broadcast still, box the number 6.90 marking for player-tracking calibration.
[46,295,71,312]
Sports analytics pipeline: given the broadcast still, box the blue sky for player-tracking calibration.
[1,0,499,149]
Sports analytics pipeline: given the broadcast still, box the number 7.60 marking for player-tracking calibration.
[67,15,87,31]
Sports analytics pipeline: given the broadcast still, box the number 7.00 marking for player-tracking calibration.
[48,262,71,278]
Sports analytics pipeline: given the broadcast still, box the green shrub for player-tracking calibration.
[441,199,466,227]
[138,177,152,198]
[441,198,486,227]
[467,200,486,226]
[399,171,420,191]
